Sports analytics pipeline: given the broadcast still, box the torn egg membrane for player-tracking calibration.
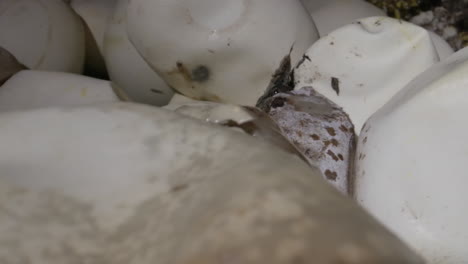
[126,0,319,106]
[0,102,424,264]
[294,16,440,133]
[354,47,468,264]
[103,0,174,106]
[0,70,122,112]
[257,54,356,195]
[0,47,27,86]
[0,0,85,73]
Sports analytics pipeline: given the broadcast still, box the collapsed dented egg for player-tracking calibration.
[294,16,440,133]
[354,47,468,264]
[126,0,319,105]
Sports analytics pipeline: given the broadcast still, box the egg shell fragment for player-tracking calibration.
[354,47,468,264]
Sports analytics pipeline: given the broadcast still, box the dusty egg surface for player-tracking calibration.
[0,103,424,264]
[354,47,468,264]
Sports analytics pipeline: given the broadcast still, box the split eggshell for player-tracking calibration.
[126,0,319,106]
[103,0,174,106]
[0,70,120,111]
[0,0,85,73]
[354,47,468,264]
[0,103,423,263]
[294,17,439,133]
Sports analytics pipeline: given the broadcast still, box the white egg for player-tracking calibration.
[0,0,85,73]
[295,17,439,133]
[0,102,423,263]
[103,0,174,106]
[301,0,385,36]
[0,70,121,111]
[354,47,468,264]
[70,0,117,77]
[428,31,454,60]
[126,0,319,106]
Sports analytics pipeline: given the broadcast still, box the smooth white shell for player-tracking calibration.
[126,0,319,105]
[0,103,424,263]
[354,47,468,264]
[0,0,85,73]
[294,17,439,133]
[0,70,120,111]
[428,31,454,60]
[103,0,174,105]
[301,0,385,36]
[70,0,116,54]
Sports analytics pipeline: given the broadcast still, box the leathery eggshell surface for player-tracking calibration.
[0,0,85,73]
[126,0,319,106]
[294,17,439,133]
[354,48,468,264]
[0,103,424,263]
[0,70,120,111]
[301,0,386,36]
[103,0,174,105]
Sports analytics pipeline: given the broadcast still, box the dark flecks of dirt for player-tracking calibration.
[191,65,210,82]
[331,77,340,96]
[311,134,320,140]
[171,183,189,192]
[325,170,338,181]
[295,54,311,69]
[256,51,295,111]
[221,120,257,135]
[270,97,287,109]
[150,89,163,94]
